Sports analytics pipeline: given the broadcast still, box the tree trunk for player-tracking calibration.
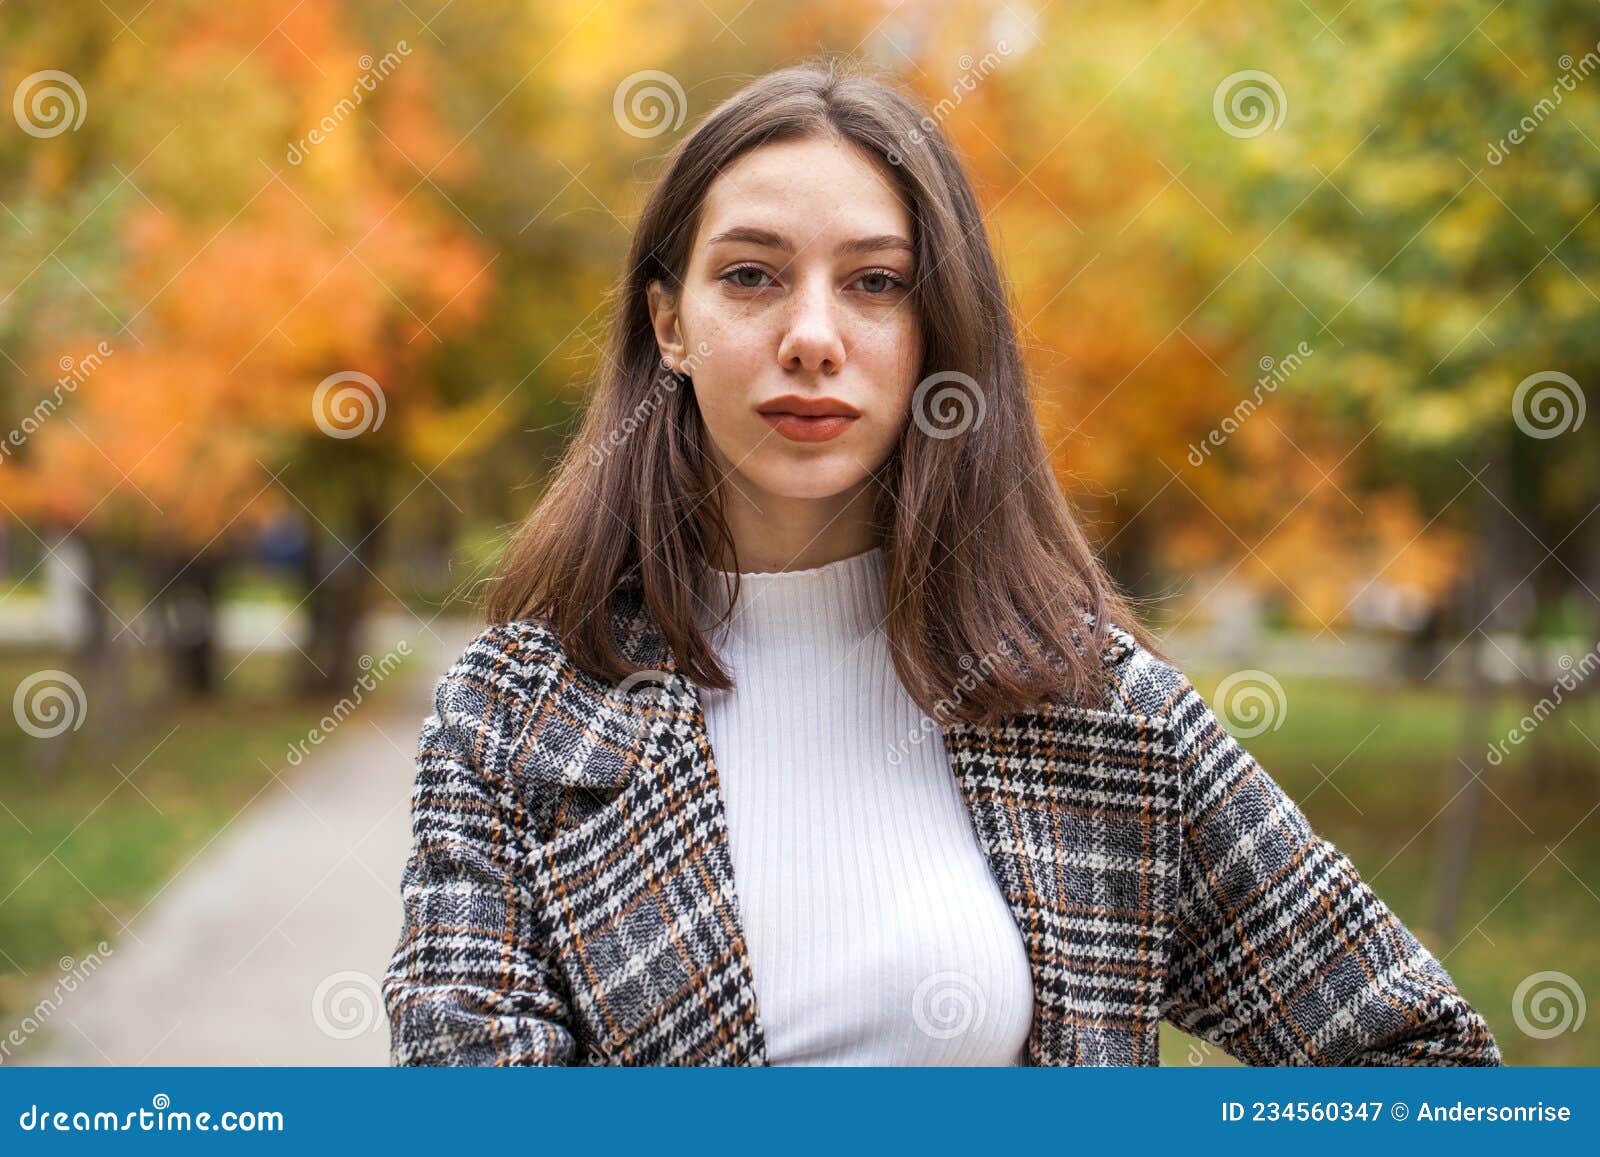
[1431,620,1489,945]
[297,491,385,696]
[1430,451,1510,942]
[152,547,223,696]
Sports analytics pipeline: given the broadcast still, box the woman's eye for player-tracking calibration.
[722,265,771,289]
[857,269,907,294]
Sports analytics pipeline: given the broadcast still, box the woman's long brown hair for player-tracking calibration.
[481,57,1167,725]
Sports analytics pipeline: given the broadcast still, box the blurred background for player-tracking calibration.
[1,0,1595,1067]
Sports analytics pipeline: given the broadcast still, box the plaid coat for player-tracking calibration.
[381,585,1503,1067]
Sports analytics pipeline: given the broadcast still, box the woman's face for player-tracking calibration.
[648,134,922,504]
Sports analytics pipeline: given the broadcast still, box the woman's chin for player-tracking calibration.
[743,459,876,504]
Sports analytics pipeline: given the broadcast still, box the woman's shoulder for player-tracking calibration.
[1085,615,1193,723]
[427,612,671,831]
[420,617,594,775]
[432,617,570,707]
[1093,616,1279,775]
[439,593,661,694]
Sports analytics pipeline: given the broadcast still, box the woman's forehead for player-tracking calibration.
[696,138,911,244]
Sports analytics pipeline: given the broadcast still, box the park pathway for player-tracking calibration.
[13,617,482,1066]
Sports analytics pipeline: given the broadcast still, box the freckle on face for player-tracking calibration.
[676,135,923,504]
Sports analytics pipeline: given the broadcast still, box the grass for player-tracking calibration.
[0,642,419,1026]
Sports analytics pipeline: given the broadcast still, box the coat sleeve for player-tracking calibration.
[381,653,578,1066]
[1156,670,1503,1066]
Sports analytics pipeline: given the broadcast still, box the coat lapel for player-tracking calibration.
[940,702,1182,1065]
[520,599,770,1066]
[522,597,1181,1066]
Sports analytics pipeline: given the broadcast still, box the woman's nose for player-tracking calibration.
[777,278,846,375]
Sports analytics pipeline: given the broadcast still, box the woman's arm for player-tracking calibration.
[1156,670,1503,1066]
[381,650,578,1066]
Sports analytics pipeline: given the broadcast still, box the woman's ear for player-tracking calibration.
[646,279,686,370]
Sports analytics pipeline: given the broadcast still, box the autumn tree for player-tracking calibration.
[2,0,496,694]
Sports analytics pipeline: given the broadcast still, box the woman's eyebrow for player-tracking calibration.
[838,233,914,256]
[705,225,913,256]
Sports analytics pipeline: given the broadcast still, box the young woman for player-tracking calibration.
[381,61,1502,1067]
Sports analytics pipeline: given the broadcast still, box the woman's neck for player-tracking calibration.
[709,476,882,574]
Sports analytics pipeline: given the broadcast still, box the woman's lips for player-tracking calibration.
[760,412,857,443]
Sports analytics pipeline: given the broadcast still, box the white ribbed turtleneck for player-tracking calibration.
[693,544,1034,1066]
